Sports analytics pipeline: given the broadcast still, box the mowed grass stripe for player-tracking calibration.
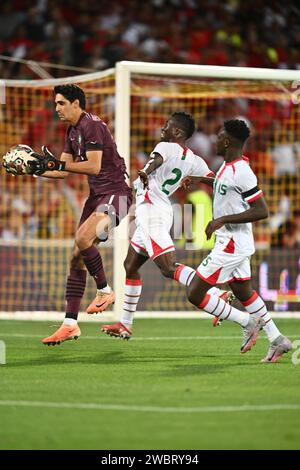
[1,400,300,414]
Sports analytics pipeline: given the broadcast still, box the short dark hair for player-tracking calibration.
[171,112,195,139]
[54,84,86,109]
[224,119,250,143]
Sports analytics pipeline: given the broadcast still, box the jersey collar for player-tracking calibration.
[74,111,87,128]
[225,157,243,166]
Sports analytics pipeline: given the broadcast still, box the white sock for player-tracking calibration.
[174,265,222,298]
[199,293,249,327]
[98,285,111,294]
[173,264,195,286]
[242,291,281,342]
[63,318,77,326]
[121,279,142,327]
[207,286,222,296]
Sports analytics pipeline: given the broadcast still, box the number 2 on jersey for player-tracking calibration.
[161,168,182,195]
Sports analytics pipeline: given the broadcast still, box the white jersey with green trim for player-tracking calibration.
[213,156,263,255]
[134,141,213,211]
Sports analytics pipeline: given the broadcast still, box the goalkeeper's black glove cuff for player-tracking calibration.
[46,159,66,171]
[42,146,65,171]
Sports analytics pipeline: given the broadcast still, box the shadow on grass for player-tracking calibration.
[160,361,245,377]
[4,339,262,370]
[4,349,127,367]
[5,351,257,372]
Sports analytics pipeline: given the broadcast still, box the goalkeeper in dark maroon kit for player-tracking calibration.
[18,84,132,345]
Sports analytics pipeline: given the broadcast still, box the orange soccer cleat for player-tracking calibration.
[42,324,81,346]
[212,290,235,327]
[86,290,115,314]
[101,322,132,340]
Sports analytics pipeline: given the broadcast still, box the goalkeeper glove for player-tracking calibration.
[29,146,66,175]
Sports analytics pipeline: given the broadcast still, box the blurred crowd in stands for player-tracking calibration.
[0,0,300,248]
[0,0,300,79]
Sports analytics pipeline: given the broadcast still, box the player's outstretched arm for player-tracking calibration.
[63,150,102,176]
[205,195,269,240]
[181,175,215,190]
[138,152,163,189]
[33,148,102,177]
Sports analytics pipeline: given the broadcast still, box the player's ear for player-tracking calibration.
[73,99,80,109]
[175,127,184,138]
[224,137,230,148]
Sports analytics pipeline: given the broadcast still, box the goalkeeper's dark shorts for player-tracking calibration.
[78,188,133,229]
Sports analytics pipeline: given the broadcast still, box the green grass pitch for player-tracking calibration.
[0,318,300,450]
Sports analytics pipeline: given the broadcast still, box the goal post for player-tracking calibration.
[113,63,131,316]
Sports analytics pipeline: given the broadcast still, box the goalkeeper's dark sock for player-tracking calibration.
[80,246,107,289]
[65,268,87,321]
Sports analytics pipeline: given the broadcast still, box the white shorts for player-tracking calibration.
[196,245,251,285]
[131,203,175,260]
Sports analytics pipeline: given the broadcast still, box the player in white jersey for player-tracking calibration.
[185,119,292,362]
[131,119,214,260]
[101,112,233,339]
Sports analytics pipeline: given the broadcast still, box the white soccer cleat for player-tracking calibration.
[241,317,265,354]
[261,335,292,363]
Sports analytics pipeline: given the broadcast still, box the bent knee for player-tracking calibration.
[70,253,85,270]
[123,258,136,278]
[75,233,90,251]
[187,283,206,306]
[123,257,129,271]
[159,267,175,279]
[187,284,197,305]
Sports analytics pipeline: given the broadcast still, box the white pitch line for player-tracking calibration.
[0,333,300,341]
[0,400,299,414]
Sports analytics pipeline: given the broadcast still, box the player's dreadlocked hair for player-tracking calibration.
[171,112,195,139]
[224,119,250,143]
[54,84,86,109]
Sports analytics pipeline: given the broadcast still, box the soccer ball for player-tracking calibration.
[3,144,38,175]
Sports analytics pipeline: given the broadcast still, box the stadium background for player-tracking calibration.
[0,0,300,315]
[1,0,300,78]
